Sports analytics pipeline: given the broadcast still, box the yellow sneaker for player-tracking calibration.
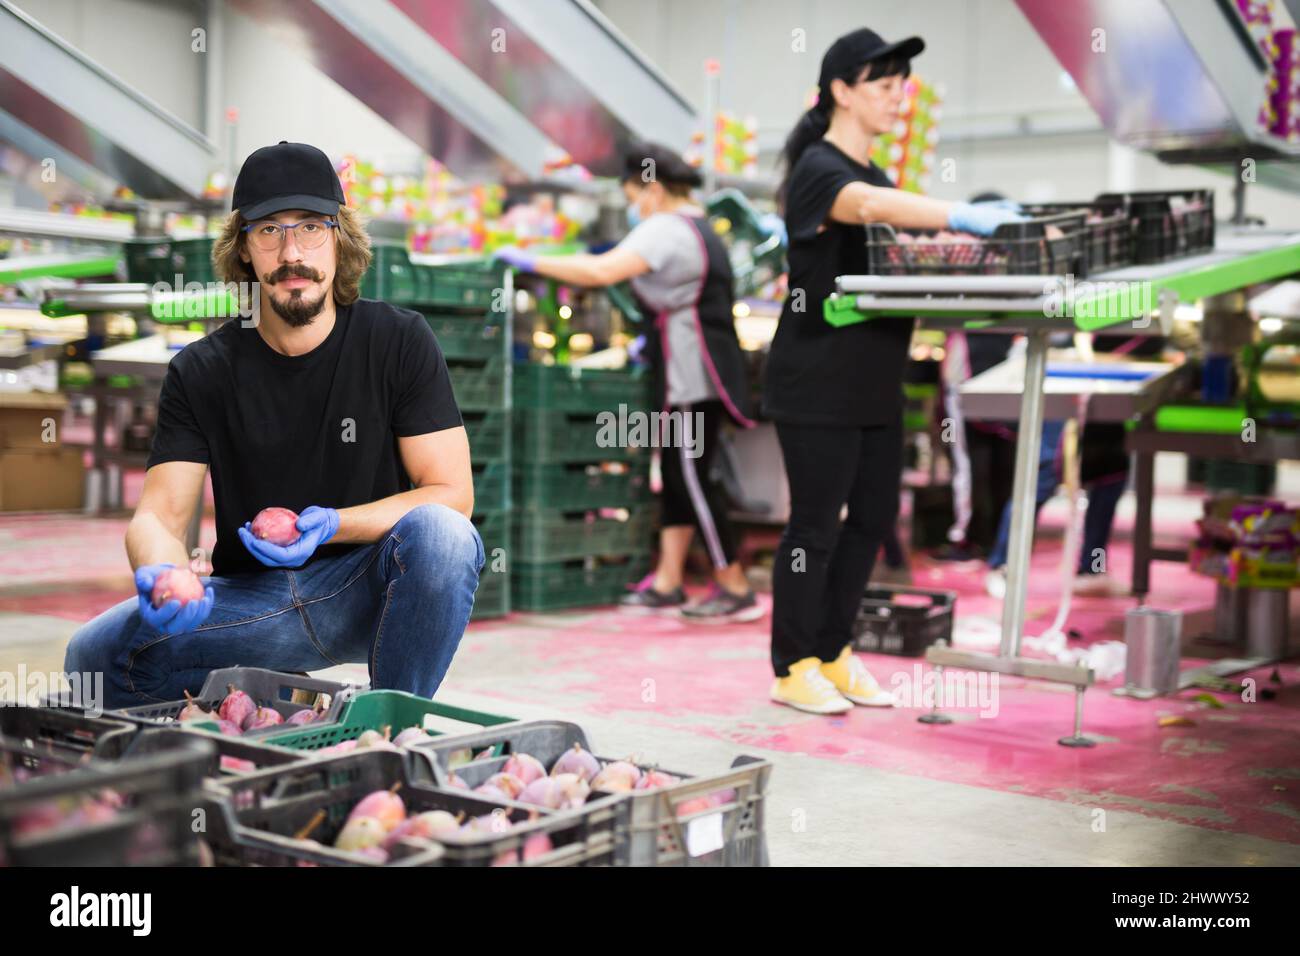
[770,657,852,714]
[821,646,897,707]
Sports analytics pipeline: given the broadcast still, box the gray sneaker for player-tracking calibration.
[619,585,687,614]
[681,587,764,624]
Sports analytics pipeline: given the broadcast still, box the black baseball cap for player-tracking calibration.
[232,141,345,221]
[818,28,924,93]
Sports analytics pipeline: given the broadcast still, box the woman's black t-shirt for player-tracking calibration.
[762,139,915,427]
[147,299,462,576]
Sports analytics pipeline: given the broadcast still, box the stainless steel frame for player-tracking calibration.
[0,0,217,199]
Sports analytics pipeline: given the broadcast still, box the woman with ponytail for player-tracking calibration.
[764,28,1025,714]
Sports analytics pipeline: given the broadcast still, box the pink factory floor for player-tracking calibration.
[0,483,1296,854]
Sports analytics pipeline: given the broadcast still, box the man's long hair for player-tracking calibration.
[212,204,373,305]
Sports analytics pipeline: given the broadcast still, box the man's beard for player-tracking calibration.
[262,265,328,327]
[268,287,327,327]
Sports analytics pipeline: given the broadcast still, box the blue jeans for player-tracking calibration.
[64,504,484,711]
[987,421,1129,574]
[987,420,1065,570]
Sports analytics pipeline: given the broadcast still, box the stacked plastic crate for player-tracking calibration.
[511,363,657,611]
[361,245,512,619]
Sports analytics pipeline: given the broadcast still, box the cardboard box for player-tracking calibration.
[0,391,68,450]
[0,447,84,511]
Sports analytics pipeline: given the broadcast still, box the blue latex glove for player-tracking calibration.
[135,563,215,636]
[626,333,647,364]
[237,506,340,569]
[493,246,536,272]
[972,198,1022,213]
[948,202,1027,237]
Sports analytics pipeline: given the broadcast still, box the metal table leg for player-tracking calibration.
[1132,421,1155,602]
[1000,328,1050,656]
[924,328,1095,742]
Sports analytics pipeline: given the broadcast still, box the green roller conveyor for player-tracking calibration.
[0,253,120,284]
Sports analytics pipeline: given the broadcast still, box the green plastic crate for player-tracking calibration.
[471,509,510,555]
[472,461,510,512]
[170,237,216,285]
[260,690,515,752]
[449,356,506,411]
[706,188,785,298]
[429,262,506,311]
[512,555,651,612]
[470,568,509,620]
[426,313,507,360]
[514,507,654,562]
[360,244,417,303]
[514,408,646,464]
[123,236,216,288]
[513,363,652,413]
[514,460,650,511]
[464,409,509,463]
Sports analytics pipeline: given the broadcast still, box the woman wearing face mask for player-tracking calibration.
[765,28,1025,713]
[495,144,760,623]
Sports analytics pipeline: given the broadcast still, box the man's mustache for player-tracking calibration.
[263,264,325,285]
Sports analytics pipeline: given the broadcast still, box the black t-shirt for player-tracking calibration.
[762,140,916,426]
[148,299,462,576]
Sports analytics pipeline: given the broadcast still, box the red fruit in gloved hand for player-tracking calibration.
[150,568,205,609]
[218,685,256,727]
[242,705,284,732]
[502,753,547,785]
[550,743,601,782]
[251,507,301,546]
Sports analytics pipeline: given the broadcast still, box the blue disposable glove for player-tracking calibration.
[948,202,1027,237]
[493,246,537,272]
[237,505,340,569]
[626,333,647,364]
[972,198,1023,213]
[135,563,215,636]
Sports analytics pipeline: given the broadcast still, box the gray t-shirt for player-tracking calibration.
[620,212,717,407]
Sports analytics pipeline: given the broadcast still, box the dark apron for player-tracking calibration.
[636,214,755,428]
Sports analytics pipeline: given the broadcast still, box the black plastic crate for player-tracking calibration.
[0,730,214,866]
[0,705,139,760]
[852,586,955,657]
[123,723,307,777]
[865,211,1087,277]
[203,748,624,866]
[413,720,771,867]
[111,667,362,737]
[1020,200,1134,275]
[1094,189,1215,265]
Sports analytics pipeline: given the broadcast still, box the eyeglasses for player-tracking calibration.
[241,218,337,252]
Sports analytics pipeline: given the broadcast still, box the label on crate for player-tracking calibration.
[686,812,725,857]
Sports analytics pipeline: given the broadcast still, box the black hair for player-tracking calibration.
[777,55,912,211]
[621,141,703,197]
